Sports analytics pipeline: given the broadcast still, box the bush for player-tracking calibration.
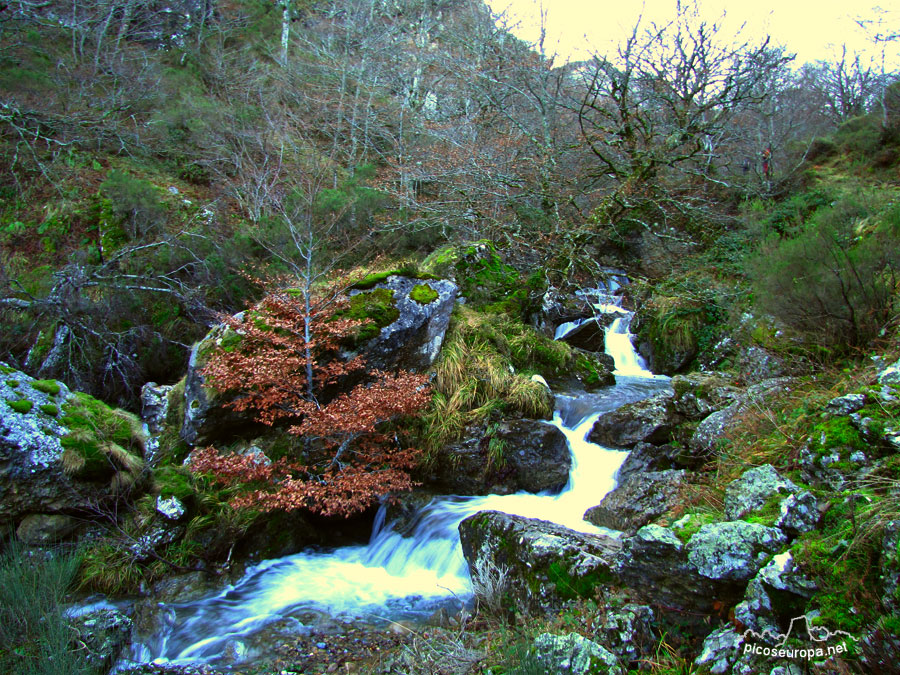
[749,199,900,348]
[0,540,89,674]
[100,170,167,241]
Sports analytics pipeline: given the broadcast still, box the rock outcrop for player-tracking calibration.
[584,469,685,533]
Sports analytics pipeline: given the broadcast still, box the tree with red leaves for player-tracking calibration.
[190,287,431,517]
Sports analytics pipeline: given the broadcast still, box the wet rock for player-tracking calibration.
[128,523,183,562]
[16,513,81,544]
[686,521,788,583]
[588,391,678,448]
[426,419,570,495]
[584,470,685,533]
[615,442,686,479]
[824,393,867,417]
[67,608,133,671]
[559,316,615,352]
[532,632,623,674]
[141,382,174,434]
[695,626,745,674]
[532,286,594,338]
[459,511,621,614]
[724,464,798,520]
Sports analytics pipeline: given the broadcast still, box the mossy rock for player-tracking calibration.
[59,392,145,480]
[410,283,439,304]
[31,379,62,396]
[338,287,399,343]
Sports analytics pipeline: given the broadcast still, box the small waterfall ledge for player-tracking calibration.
[124,287,671,668]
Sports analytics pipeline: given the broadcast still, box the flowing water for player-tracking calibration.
[126,292,670,668]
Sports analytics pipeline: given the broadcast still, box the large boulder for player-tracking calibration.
[584,469,685,533]
[588,391,679,448]
[354,275,458,371]
[531,632,623,675]
[685,521,788,583]
[424,419,571,495]
[724,464,798,521]
[0,364,145,530]
[559,316,616,352]
[459,511,621,614]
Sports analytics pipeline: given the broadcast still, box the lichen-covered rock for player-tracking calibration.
[686,522,788,583]
[724,464,798,521]
[593,602,655,666]
[16,513,81,544]
[613,524,736,617]
[355,275,458,371]
[141,382,174,434]
[737,346,787,385]
[880,520,900,614]
[67,608,133,671]
[584,469,685,533]
[615,441,687,480]
[824,393,867,417]
[588,391,679,448]
[877,358,900,384]
[733,552,816,638]
[156,495,186,521]
[670,373,742,421]
[425,419,570,495]
[691,378,794,457]
[0,364,144,529]
[531,632,623,675]
[694,626,745,674]
[774,491,819,536]
[458,511,621,614]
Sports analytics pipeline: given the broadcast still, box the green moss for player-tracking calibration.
[409,283,439,304]
[6,399,33,414]
[59,392,145,478]
[745,493,783,527]
[153,465,195,502]
[336,288,399,342]
[672,512,718,544]
[39,403,58,417]
[0,364,14,375]
[811,416,867,455]
[6,379,19,388]
[547,561,612,601]
[219,329,243,353]
[31,379,61,396]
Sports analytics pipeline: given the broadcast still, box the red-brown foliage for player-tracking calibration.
[192,288,430,517]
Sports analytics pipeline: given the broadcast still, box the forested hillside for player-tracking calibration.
[2,0,900,673]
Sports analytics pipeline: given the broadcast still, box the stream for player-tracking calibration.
[125,287,671,668]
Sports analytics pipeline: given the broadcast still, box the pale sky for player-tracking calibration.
[485,0,900,68]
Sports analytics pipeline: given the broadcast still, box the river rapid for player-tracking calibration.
[125,289,671,669]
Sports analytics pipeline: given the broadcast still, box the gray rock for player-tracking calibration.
[584,469,685,533]
[725,464,797,521]
[141,382,173,435]
[16,513,81,544]
[355,276,457,371]
[686,521,788,582]
[458,511,621,614]
[737,346,787,385]
[877,358,900,384]
[670,373,742,421]
[594,603,655,666]
[825,393,867,416]
[425,419,569,495]
[733,552,816,638]
[532,632,623,674]
[588,391,678,448]
[156,495,186,521]
[774,491,819,536]
[880,520,900,614]
[695,626,745,674]
[67,608,133,671]
[800,446,846,491]
[613,524,740,617]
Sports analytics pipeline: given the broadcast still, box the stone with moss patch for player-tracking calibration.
[39,403,59,417]
[409,283,439,305]
[31,379,62,396]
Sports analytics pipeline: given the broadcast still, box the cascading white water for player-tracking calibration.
[125,287,670,669]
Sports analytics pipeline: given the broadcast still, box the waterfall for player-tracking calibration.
[124,288,671,669]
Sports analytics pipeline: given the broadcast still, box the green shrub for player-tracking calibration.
[100,170,167,241]
[749,201,900,348]
[0,540,89,674]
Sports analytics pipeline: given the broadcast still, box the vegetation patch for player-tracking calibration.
[409,283,438,304]
[6,399,33,414]
[337,287,399,342]
[31,379,61,396]
[39,403,59,417]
